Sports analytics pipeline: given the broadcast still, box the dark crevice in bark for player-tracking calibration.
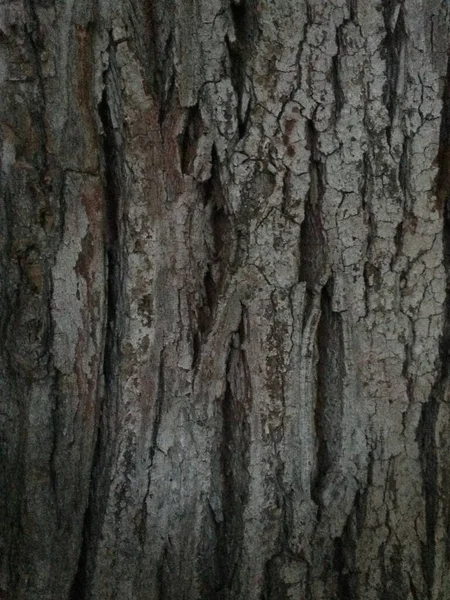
[98,79,122,446]
[194,146,234,365]
[134,0,175,106]
[332,29,344,121]
[281,169,301,226]
[360,151,370,213]
[435,54,450,217]
[140,350,165,542]
[408,574,420,600]
[48,372,61,518]
[416,51,450,600]
[398,136,409,201]
[381,2,406,140]
[151,352,165,465]
[419,360,438,568]
[225,34,247,139]
[207,150,233,263]
[418,181,445,593]
[347,0,358,22]
[261,498,310,600]
[158,68,175,126]
[262,553,303,600]
[391,219,404,270]
[312,279,344,507]
[361,148,377,316]
[391,137,411,271]
[69,76,123,600]
[215,306,251,596]
[332,452,373,600]
[382,543,408,600]
[197,267,217,337]
[156,546,169,600]
[192,331,201,370]
[155,29,175,120]
[378,536,390,600]
[23,0,49,177]
[299,120,327,288]
[333,516,356,600]
[301,288,315,334]
[227,0,257,139]
[239,98,252,140]
[179,104,203,175]
[357,450,373,535]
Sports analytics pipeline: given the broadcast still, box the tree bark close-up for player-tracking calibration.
[1,0,450,598]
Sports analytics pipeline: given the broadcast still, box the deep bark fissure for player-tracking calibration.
[193,143,233,368]
[381,1,407,139]
[261,554,289,600]
[206,146,233,265]
[23,0,49,176]
[179,104,203,176]
[158,67,175,127]
[299,120,327,288]
[416,51,450,600]
[227,0,256,139]
[347,0,357,22]
[196,145,234,351]
[312,279,344,507]
[361,143,377,317]
[391,138,411,271]
[216,306,251,596]
[69,72,123,599]
[140,2,174,104]
[333,516,355,600]
[156,546,169,600]
[332,28,345,121]
[418,316,440,565]
[398,136,409,201]
[140,349,165,544]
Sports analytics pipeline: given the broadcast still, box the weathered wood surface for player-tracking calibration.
[1,1,450,598]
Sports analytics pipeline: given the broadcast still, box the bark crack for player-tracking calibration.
[215,304,251,596]
[179,104,203,175]
[23,0,49,177]
[381,1,407,143]
[299,120,327,289]
[312,278,344,508]
[140,349,165,545]
[226,0,257,139]
[193,145,235,369]
[69,50,123,599]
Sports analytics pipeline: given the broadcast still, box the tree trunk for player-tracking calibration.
[1,0,450,598]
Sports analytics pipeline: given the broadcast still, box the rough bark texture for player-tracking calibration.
[1,0,450,599]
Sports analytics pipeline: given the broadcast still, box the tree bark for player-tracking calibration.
[1,0,450,598]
